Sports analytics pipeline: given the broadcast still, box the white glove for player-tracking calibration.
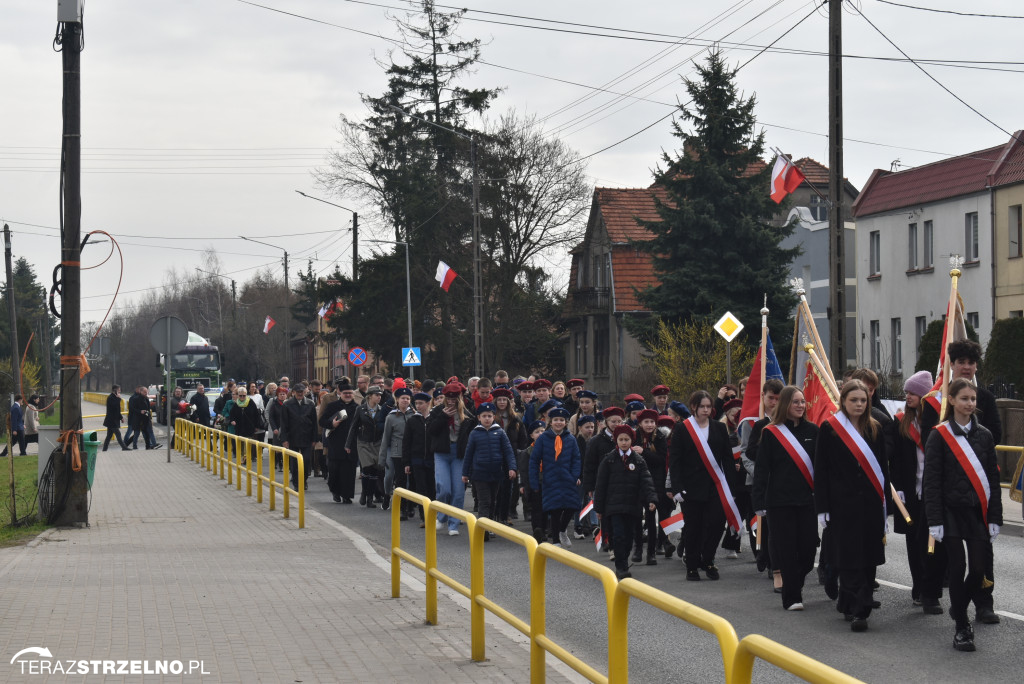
[989,523,1000,541]
[673,492,684,503]
[755,510,767,517]
[336,409,348,422]
[929,525,944,543]
[818,512,829,529]
[896,490,906,503]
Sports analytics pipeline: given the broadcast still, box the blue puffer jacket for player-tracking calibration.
[530,428,582,511]
[462,424,516,483]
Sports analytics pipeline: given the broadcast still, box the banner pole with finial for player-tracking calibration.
[940,255,964,418]
[759,295,768,420]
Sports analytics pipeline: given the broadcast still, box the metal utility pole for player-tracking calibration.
[294,190,359,281]
[471,136,483,377]
[56,4,88,525]
[827,0,846,376]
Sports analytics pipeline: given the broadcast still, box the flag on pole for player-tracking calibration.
[770,153,806,203]
[935,291,967,386]
[263,316,276,334]
[318,303,328,318]
[319,299,342,318]
[738,334,784,424]
[435,261,458,292]
[594,530,603,552]
[803,358,838,425]
[659,511,685,534]
[579,500,594,521]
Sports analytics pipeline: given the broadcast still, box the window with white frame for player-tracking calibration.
[908,223,918,269]
[1010,205,1022,258]
[870,320,881,370]
[965,212,979,262]
[891,318,902,373]
[869,231,881,276]
[923,220,934,267]
[809,194,828,222]
[967,311,980,331]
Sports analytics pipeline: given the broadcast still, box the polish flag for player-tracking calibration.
[435,261,457,292]
[770,154,806,203]
[579,500,594,521]
[594,530,603,552]
[319,300,343,318]
[263,316,276,334]
[660,511,685,534]
[318,303,328,318]
[803,359,838,426]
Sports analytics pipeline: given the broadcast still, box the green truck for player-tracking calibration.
[157,331,223,424]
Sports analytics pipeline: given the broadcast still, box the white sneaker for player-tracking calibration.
[448,528,459,536]
[573,530,585,539]
[726,551,738,559]
[435,520,444,531]
[559,531,572,547]
[787,603,804,611]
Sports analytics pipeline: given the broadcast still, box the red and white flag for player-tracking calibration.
[803,358,838,426]
[579,500,594,521]
[435,260,457,292]
[660,511,685,534]
[263,316,276,334]
[770,153,806,203]
[319,299,342,318]
[594,530,603,552]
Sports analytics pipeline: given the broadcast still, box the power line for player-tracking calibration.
[0,219,346,241]
[875,0,1024,19]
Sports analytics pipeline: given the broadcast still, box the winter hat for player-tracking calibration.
[491,388,514,400]
[612,424,636,443]
[393,387,413,399]
[626,400,646,413]
[721,399,743,416]
[650,384,670,396]
[442,382,464,396]
[657,416,676,429]
[547,407,571,420]
[432,387,445,398]
[392,377,407,390]
[577,414,597,426]
[904,370,934,398]
[623,393,645,403]
[476,402,497,415]
[366,385,383,396]
[538,399,562,414]
[577,389,598,400]
[602,406,625,419]
[668,401,691,419]
[412,392,431,404]
[567,378,585,389]
[528,420,546,432]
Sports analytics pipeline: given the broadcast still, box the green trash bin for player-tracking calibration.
[83,431,101,488]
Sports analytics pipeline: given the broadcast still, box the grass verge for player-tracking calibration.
[0,454,50,547]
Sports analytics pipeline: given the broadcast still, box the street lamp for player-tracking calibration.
[388,105,483,376]
[294,190,359,280]
[367,239,415,382]
[239,236,290,370]
[195,268,236,322]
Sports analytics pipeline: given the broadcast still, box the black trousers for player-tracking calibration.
[723,490,752,552]
[837,566,877,619]
[608,513,640,572]
[767,505,818,608]
[474,479,500,521]
[410,462,435,519]
[289,445,313,490]
[103,427,126,450]
[681,499,726,571]
[636,504,668,557]
[907,504,947,602]
[328,457,356,499]
[548,508,574,541]
[495,475,515,522]
[946,536,988,626]
[974,541,995,611]
[525,488,545,541]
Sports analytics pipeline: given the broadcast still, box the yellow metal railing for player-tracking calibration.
[388,487,865,684]
[174,418,305,528]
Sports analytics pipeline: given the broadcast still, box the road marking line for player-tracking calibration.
[875,579,912,590]
[996,610,1024,621]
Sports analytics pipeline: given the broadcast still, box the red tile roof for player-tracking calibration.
[987,130,1024,187]
[611,247,658,312]
[593,187,669,243]
[793,157,830,185]
[851,144,1006,217]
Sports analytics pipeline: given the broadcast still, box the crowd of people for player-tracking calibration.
[124,338,1007,653]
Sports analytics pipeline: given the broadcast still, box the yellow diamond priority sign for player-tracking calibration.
[714,312,744,343]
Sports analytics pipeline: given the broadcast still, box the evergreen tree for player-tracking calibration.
[630,51,798,350]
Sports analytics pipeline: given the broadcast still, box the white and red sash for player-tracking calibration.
[895,411,924,453]
[936,421,991,524]
[827,412,885,501]
[924,392,942,416]
[683,416,743,532]
[764,424,814,489]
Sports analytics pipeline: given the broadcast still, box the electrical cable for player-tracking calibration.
[875,0,1024,19]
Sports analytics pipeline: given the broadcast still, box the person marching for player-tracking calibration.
[462,402,517,540]
[752,386,819,611]
[573,414,598,539]
[379,387,414,514]
[594,424,658,580]
[492,387,527,524]
[517,420,548,541]
[923,378,1002,652]
[567,389,599,434]
[427,382,476,536]
[741,379,784,587]
[893,370,945,615]
[814,379,888,632]
[346,385,387,508]
[402,391,435,525]
[321,381,359,503]
[719,398,747,559]
[529,406,582,547]
[584,406,624,550]
[635,409,670,565]
[651,385,672,416]
[624,398,646,428]
[669,390,743,581]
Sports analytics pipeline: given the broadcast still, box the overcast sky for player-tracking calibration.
[1,0,1021,332]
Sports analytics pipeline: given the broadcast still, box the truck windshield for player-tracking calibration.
[170,353,219,371]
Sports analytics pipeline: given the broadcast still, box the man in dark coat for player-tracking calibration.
[280,382,318,491]
[321,381,360,503]
[102,385,127,451]
[128,386,159,450]
[189,384,211,427]
[402,392,435,520]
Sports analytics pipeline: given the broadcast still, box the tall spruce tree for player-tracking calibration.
[631,51,798,350]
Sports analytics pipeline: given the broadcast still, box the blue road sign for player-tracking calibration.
[349,347,367,366]
[401,347,422,367]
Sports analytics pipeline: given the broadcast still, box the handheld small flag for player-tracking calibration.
[263,316,276,334]
[435,260,457,292]
[659,511,685,535]
[579,500,594,521]
[594,530,603,552]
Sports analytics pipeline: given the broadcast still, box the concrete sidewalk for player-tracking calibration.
[0,447,575,683]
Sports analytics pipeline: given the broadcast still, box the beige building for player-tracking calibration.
[989,133,1024,319]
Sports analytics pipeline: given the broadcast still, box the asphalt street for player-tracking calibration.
[143,418,1024,683]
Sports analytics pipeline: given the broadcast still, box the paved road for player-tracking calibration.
[146,416,1024,683]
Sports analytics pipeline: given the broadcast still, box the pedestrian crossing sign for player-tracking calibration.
[401,347,422,367]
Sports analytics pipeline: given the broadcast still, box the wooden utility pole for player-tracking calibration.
[55,10,88,526]
[827,0,846,375]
